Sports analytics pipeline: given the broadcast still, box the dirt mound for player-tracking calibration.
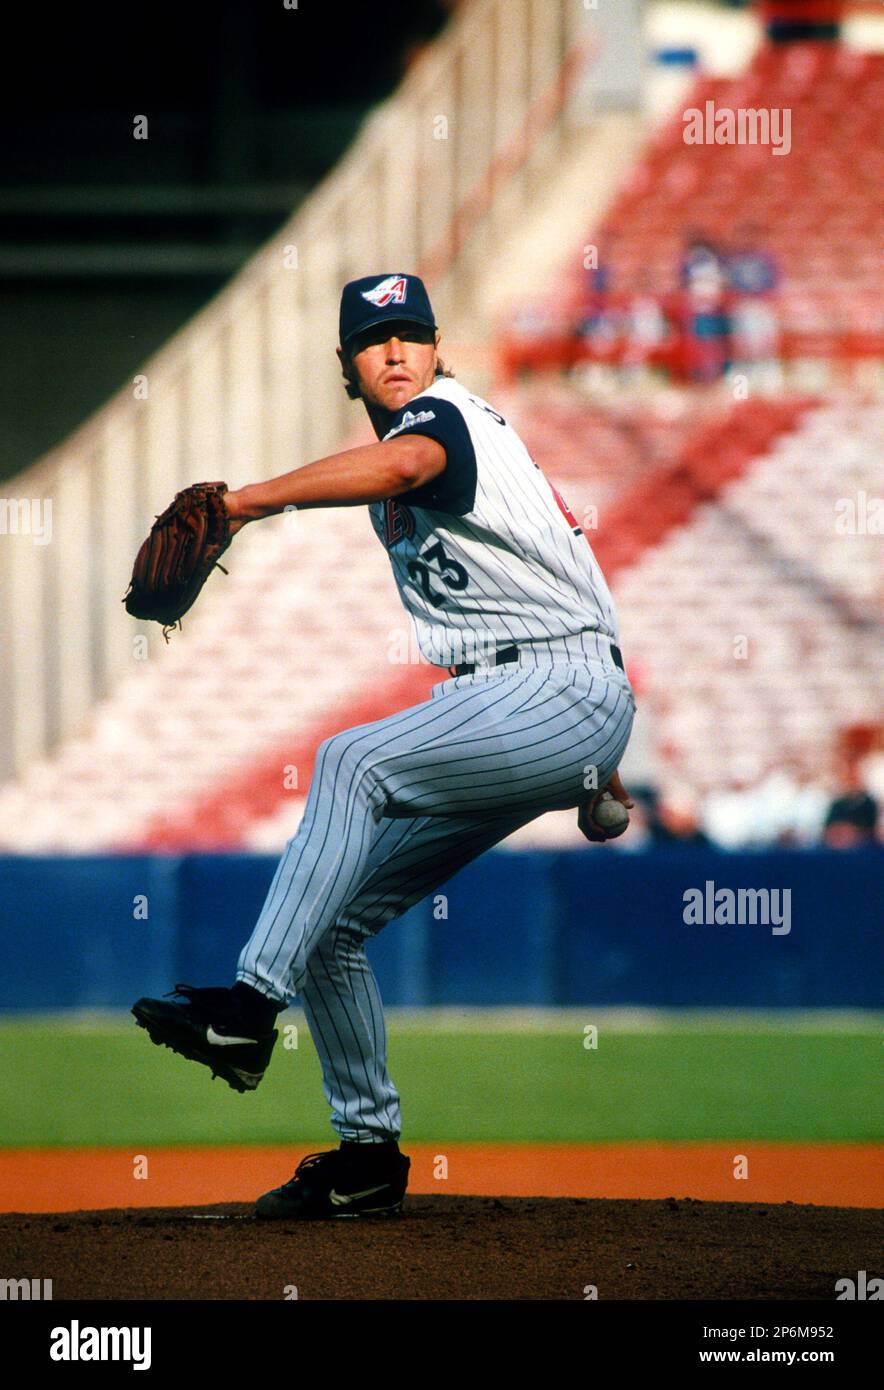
[1,1196,879,1300]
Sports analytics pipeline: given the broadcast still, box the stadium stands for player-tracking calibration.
[0,382,877,853]
[0,17,879,855]
[501,43,883,377]
[614,396,883,794]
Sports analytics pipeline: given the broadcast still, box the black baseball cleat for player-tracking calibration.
[131,982,282,1093]
[255,1141,410,1220]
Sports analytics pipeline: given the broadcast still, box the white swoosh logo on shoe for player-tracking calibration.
[206,1024,258,1047]
[329,1183,390,1206]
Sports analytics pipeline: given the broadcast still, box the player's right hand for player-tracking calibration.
[577,770,633,842]
[605,769,634,810]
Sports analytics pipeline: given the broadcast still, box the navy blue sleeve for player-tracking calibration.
[382,395,477,516]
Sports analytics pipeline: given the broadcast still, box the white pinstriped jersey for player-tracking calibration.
[368,376,621,669]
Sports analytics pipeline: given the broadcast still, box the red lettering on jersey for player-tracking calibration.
[384,498,415,546]
[539,469,592,552]
[549,483,580,529]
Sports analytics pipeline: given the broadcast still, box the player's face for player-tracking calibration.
[346,321,439,411]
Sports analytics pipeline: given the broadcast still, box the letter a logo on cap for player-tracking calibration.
[361,275,408,307]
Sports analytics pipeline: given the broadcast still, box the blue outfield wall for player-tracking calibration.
[0,847,881,1011]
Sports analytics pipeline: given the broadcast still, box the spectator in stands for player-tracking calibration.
[702,755,766,849]
[822,728,878,845]
[622,270,670,373]
[680,230,726,293]
[583,250,614,300]
[574,249,622,363]
[823,766,880,849]
[837,721,880,772]
[856,724,884,807]
[672,231,731,383]
[737,761,827,847]
[727,222,779,297]
[768,760,829,847]
[651,788,711,847]
[727,221,780,365]
[703,756,846,851]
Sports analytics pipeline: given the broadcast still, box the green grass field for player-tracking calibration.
[0,1012,880,1146]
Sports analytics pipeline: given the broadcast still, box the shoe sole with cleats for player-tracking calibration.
[132,996,276,1093]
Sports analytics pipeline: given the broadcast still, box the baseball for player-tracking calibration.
[592,790,630,837]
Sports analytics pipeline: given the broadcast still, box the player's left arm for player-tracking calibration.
[223,436,446,532]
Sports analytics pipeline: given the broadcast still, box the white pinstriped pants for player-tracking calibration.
[236,633,635,1141]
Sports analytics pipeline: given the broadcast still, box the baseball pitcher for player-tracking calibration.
[132,272,636,1219]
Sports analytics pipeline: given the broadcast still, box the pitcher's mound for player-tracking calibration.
[1,1196,879,1300]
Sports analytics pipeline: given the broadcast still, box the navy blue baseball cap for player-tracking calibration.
[339,273,437,351]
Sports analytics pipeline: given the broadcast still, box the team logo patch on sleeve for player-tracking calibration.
[383,408,436,440]
[361,275,408,307]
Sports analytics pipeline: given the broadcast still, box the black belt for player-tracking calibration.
[449,642,624,678]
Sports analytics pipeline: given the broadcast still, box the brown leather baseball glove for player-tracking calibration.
[123,481,232,638]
